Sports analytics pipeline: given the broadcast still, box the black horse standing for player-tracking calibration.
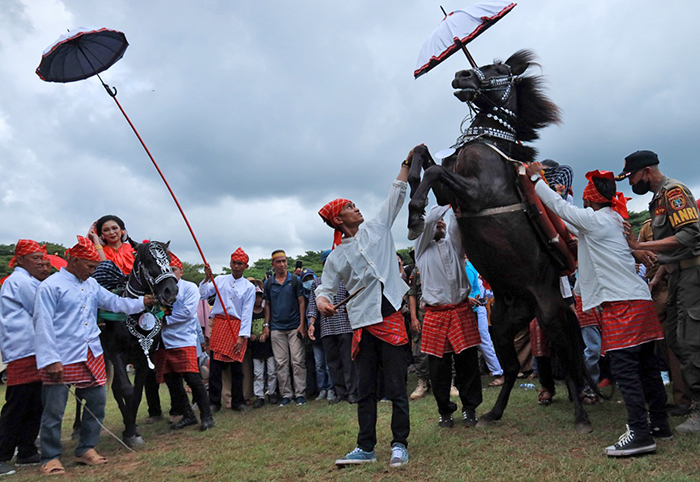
[407,50,592,432]
[75,241,178,446]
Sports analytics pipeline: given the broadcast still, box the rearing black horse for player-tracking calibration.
[77,241,178,446]
[407,50,592,432]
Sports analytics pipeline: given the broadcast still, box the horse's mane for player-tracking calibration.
[504,50,562,162]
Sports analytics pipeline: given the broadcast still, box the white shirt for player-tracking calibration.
[162,279,200,349]
[316,180,409,329]
[199,274,255,337]
[535,180,651,311]
[0,267,40,363]
[33,268,146,369]
[414,205,469,305]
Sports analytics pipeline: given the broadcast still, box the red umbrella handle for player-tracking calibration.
[104,84,233,325]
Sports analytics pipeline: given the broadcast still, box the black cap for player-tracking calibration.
[616,150,659,180]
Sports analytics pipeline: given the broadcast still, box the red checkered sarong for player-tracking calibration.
[421,302,480,357]
[351,311,408,360]
[154,346,198,383]
[599,299,663,355]
[210,314,247,362]
[6,355,41,386]
[575,295,601,328]
[529,319,549,357]
[41,348,106,388]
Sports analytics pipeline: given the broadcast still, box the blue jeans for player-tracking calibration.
[581,325,601,384]
[41,384,106,462]
[312,344,333,391]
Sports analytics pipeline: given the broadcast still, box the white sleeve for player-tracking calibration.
[535,180,597,233]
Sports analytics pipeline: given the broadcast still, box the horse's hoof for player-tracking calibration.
[476,416,494,428]
[575,422,593,434]
[71,430,80,442]
[407,222,425,241]
[123,435,146,448]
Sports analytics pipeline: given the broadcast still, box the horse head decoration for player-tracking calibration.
[126,241,178,308]
[407,50,593,433]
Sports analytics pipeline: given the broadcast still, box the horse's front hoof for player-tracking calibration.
[124,435,145,448]
[407,219,425,241]
[575,421,593,434]
[476,413,496,428]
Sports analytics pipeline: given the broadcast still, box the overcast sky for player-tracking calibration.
[1,0,698,271]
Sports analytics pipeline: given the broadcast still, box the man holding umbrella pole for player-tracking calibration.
[316,149,413,468]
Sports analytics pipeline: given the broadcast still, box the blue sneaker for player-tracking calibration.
[295,396,307,406]
[335,447,377,466]
[279,397,292,407]
[389,443,409,468]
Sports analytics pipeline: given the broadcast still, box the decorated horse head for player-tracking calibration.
[126,240,178,308]
[406,50,593,433]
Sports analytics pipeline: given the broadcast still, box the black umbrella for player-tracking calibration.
[36,27,232,320]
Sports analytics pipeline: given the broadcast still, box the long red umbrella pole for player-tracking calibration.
[100,81,233,324]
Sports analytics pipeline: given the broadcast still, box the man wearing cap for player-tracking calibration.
[33,236,154,475]
[156,252,213,431]
[316,150,412,468]
[0,240,51,476]
[261,250,307,406]
[307,250,357,404]
[619,150,700,435]
[527,163,670,456]
[413,205,482,428]
[201,248,255,413]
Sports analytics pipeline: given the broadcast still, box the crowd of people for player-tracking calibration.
[0,148,699,475]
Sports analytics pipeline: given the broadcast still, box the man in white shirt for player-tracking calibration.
[527,164,669,457]
[157,253,213,431]
[201,248,255,412]
[34,236,153,475]
[413,205,481,428]
[0,240,50,475]
[316,154,412,468]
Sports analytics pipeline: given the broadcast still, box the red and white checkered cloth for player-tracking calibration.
[421,302,481,357]
[154,346,198,383]
[351,310,408,360]
[529,319,548,358]
[5,355,41,386]
[210,314,247,362]
[600,299,663,355]
[574,295,601,328]
[41,348,106,388]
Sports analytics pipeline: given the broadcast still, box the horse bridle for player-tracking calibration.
[124,242,176,369]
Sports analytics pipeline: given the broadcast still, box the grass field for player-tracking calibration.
[2,375,699,481]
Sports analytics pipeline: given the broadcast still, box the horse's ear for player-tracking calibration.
[505,49,537,76]
[165,240,171,249]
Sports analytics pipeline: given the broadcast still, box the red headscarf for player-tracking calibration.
[318,198,352,249]
[582,170,630,219]
[9,239,47,268]
[230,247,249,264]
[67,235,100,262]
[169,252,183,270]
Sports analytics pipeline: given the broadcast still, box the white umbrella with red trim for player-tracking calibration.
[414,2,516,79]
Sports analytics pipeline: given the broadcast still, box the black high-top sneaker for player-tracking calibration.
[604,425,657,457]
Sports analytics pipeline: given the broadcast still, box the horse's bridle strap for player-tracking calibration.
[456,203,527,218]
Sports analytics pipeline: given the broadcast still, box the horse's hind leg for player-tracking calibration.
[477,296,532,426]
[71,396,83,441]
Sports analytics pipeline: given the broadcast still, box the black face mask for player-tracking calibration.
[632,179,651,195]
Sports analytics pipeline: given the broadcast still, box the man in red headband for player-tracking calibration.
[526,163,669,457]
[0,240,50,475]
[33,236,155,475]
[316,150,412,468]
[155,252,214,431]
[201,248,255,413]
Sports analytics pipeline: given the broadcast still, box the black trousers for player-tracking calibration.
[429,347,482,416]
[164,372,211,420]
[607,341,668,432]
[322,333,357,399]
[355,332,409,451]
[208,355,244,409]
[0,382,42,462]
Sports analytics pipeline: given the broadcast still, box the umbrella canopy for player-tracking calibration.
[45,254,67,271]
[36,27,128,83]
[414,2,516,79]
